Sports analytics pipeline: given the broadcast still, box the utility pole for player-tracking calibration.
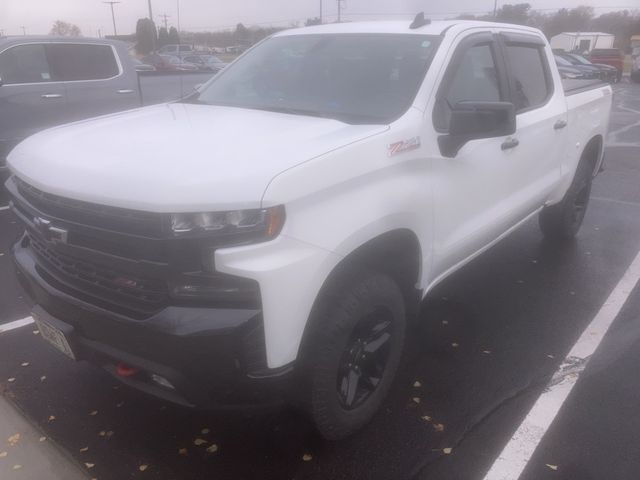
[176,0,180,33]
[337,0,345,23]
[147,0,153,20]
[21,26,27,35]
[319,0,323,24]
[103,1,120,36]
[159,13,170,30]
[493,0,498,18]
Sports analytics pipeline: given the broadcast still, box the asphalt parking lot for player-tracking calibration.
[1,79,639,480]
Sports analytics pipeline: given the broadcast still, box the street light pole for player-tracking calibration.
[147,0,153,20]
[319,0,323,24]
[176,0,180,33]
[21,26,27,35]
[103,1,121,36]
[493,0,498,18]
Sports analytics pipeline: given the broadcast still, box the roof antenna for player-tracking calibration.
[410,12,431,29]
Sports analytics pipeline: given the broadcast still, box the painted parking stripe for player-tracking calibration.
[484,248,640,480]
[0,317,34,335]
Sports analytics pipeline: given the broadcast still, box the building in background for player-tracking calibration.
[551,32,615,53]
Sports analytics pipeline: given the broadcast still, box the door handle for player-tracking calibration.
[501,138,519,151]
[554,119,568,130]
[41,94,62,99]
[117,89,135,94]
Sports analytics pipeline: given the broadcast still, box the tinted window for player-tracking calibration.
[179,46,191,52]
[506,45,550,112]
[189,34,439,124]
[435,43,501,131]
[46,44,119,81]
[0,44,52,84]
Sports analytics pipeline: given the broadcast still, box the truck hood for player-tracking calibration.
[8,103,387,212]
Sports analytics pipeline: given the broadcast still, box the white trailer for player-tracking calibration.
[551,32,614,53]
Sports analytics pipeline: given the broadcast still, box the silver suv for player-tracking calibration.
[0,36,140,182]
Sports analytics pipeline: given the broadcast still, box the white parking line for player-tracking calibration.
[0,316,34,335]
[0,205,10,211]
[484,248,640,480]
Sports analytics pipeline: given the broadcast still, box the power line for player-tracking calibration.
[102,1,120,36]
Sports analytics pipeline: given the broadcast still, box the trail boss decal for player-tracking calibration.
[388,137,421,157]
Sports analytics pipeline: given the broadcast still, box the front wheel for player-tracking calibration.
[304,271,406,440]
[539,159,593,241]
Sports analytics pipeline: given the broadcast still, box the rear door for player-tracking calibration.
[498,32,565,212]
[45,43,140,122]
[0,42,67,160]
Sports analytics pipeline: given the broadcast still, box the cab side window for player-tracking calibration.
[0,44,52,84]
[46,44,119,81]
[434,42,502,132]
[504,45,550,112]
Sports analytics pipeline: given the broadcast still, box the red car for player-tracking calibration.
[588,49,624,81]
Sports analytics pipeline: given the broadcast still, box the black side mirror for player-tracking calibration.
[438,101,516,158]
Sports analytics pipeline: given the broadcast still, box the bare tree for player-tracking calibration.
[50,20,82,36]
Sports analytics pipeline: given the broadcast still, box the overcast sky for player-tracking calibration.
[1,0,636,37]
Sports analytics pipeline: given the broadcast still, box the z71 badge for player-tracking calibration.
[388,136,421,157]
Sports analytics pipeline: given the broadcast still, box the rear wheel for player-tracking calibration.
[539,159,593,241]
[304,271,406,440]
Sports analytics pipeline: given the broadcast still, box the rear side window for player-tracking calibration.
[46,44,120,81]
[505,45,550,112]
[0,44,52,84]
[434,43,502,131]
[179,46,191,52]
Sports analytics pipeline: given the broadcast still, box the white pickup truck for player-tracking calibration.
[7,18,611,439]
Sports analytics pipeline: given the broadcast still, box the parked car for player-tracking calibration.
[157,44,194,55]
[554,55,589,79]
[141,53,199,72]
[587,48,623,81]
[556,53,602,80]
[561,53,618,83]
[632,54,640,83]
[6,19,611,440]
[181,54,227,72]
[0,36,140,185]
[132,57,156,73]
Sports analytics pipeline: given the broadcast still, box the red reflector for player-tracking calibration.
[116,363,138,377]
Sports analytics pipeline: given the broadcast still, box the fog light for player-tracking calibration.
[150,373,175,390]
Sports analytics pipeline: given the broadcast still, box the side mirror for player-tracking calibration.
[438,101,516,158]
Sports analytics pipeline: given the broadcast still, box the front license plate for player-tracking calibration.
[33,311,76,360]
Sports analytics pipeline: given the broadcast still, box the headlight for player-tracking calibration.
[169,205,285,241]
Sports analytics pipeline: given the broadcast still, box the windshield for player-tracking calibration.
[185,34,439,124]
[555,55,572,66]
[568,54,591,65]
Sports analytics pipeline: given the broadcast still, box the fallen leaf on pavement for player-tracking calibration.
[12,464,22,470]
[0,451,7,458]
[178,448,188,455]
[547,354,555,359]
[413,381,422,388]
[84,463,95,469]
[105,431,114,438]
[21,362,29,367]
[442,320,449,325]
[40,376,46,382]
[421,415,432,422]
[201,428,210,434]
[116,402,124,408]
[482,350,491,354]
[139,464,149,471]
[38,437,46,442]
[302,453,312,461]
[7,378,15,383]
[433,423,445,432]
[7,434,20,446]
[443,447,453,454]
[89,410,98,416]
[412,397,421,404]
[451,343,459,348]
[193,438,207,446]
[546,464,558,471]
[33,330,40,335]
[206,444,218,453]
[98,431,106,437]
[48,415,56,422]
[80,447,89,452]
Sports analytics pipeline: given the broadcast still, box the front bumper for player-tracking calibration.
[12,234,294,408]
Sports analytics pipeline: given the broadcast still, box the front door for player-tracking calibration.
[0,43,67,160]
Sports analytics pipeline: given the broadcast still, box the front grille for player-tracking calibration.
[29,233,168,316]
[15,176,165,237]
